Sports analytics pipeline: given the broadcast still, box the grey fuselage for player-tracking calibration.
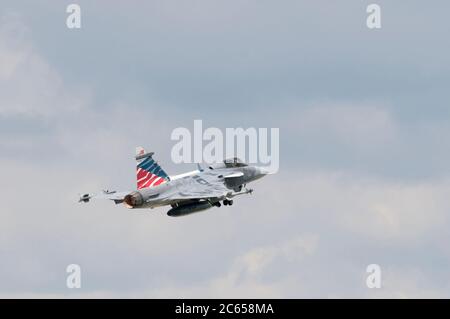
[124,165,267,210]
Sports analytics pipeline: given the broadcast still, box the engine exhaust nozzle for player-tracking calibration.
[123,192,144,208]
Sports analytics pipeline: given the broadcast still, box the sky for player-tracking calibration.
[1,0,450,298]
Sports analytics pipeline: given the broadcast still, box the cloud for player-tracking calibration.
[3,148,450,298]
[0,13,87,117]
[1,2,450,299]
[295,102,396,148]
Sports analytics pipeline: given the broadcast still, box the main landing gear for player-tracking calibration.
[223,199,233,206]
[212,200,233,208]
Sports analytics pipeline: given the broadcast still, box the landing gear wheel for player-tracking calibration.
[223,199,233,206]
[215,202,221,208]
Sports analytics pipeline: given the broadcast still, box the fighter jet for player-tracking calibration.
[80,147,272,217]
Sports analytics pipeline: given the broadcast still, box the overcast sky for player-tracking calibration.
[1,0,450,298]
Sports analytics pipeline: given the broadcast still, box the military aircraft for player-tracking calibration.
[79,147,272,217]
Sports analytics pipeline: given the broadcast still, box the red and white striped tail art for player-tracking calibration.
[135,147,170,190]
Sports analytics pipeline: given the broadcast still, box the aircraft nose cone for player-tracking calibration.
[252,167,271,180]
[257,167,270,175]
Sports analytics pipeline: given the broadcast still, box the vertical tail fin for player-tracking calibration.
[135,147,170,190]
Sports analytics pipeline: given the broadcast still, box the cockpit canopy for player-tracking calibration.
[208,157,248,170]
[223,157,248,168]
